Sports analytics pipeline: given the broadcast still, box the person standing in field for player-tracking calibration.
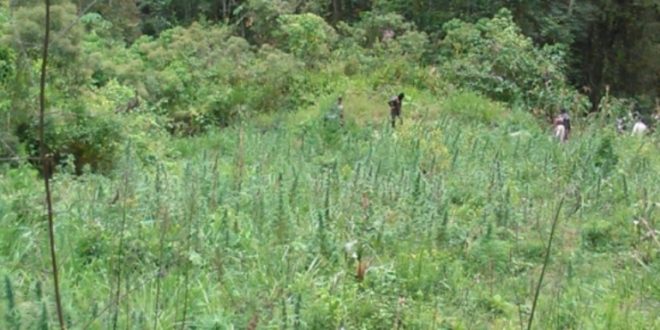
[559,108,571,136]
[553,108,571,142]
[389,93,405,128]
[336,96,344,127]
[324,96,345,127]
[631,112,649,136]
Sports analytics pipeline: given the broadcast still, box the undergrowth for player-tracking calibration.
[1,100,658,328]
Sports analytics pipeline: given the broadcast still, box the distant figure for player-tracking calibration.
[630,112,648,136]
[336,97,344,127]
[388,93,405,128]
[553,108,570,142]
[632,121,648,136]
[615,117,627,134]
[632,118,648,136]
[559,108,571,134]
[382,28,395,42]
[324,96,344,126]
[553,121,566,142]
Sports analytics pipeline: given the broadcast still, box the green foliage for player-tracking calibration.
[582,219,616,252]
[438,9,586,114]
[0,46,14,84]
[569,0,659,111]
[2,1,83,62]
[18,110,122,175]
[89,0,141,42]
[122,22,312,133]
[64,0,660,112]
[244,0,295,44]
[0,1,130,174]
[276,13,337,65]
[443,90,507,123]
[0,44,15,159]
[336,10,430,63]
[593,135,618,178]
[2,106,660,328]
[4,276,19,330]
[354,11,416,46]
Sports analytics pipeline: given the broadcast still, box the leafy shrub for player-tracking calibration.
[1,1,82,61]
[597,91,638,119]
[437,9,587,114]
[18,111,122,175]
[249,45,303,112]
[0,45,13,83]
[124,22,316,133]
[593,135,618,178]
[275,13,337,65]
[353,11,416,47]
[243,0,295,44]
[334,12,433,90]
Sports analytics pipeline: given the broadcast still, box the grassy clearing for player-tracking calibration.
[1,98,659,328]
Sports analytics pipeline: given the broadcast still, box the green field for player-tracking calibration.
[2,95,659,328]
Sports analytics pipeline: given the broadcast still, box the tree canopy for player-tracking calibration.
[0,0,658,168]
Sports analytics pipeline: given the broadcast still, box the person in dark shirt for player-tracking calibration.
[559,108,571,134]
[553,108,571,142]
[389,93,405,128]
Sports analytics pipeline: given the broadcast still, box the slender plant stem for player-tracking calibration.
[153,165,167,330]
[39,0,65,329]
[112,155,132,330]
[527,197,565,330]
[179,166,197,330]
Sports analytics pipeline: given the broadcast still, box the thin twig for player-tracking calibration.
[0,156,42,162]
[179,165,198,330]
[508,249,525,330]
[153,165,170,330]
[39,0,65,328]
[527,197,565,330]
[112,150,132,330]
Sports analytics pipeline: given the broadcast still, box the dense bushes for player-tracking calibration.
[437,9,589,115]
[275,13,337,65]
[16,110,122,175]
[0,3,598,175]
[3,109,658,328]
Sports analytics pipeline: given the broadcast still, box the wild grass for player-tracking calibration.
[0,98,659,328]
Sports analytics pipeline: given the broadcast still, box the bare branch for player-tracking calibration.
[39,0,66,329]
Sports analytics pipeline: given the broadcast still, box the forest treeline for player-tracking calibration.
[0,0,658,173]
[89,0,660,111]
